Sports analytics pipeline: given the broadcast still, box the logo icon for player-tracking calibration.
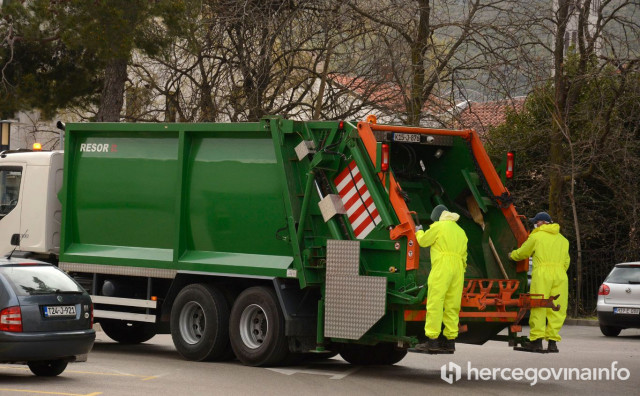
[626,288,632,294]
[57,295,63,303]
[441,362,462,384]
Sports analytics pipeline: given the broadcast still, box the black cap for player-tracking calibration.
[529,212,552,223]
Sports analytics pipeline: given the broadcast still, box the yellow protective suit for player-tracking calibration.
[416,211,468,340]
[510,223,570,341]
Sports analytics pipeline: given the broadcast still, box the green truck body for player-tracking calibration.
[54,117,545,366]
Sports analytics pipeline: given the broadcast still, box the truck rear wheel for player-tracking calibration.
[100,319,156,344]
[339,343,407,365]
[171,284,232,361]
[229,286,288,366]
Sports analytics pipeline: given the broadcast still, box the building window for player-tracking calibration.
[564,30,578,56]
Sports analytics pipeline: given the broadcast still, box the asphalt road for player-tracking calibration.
[1,325,638,396]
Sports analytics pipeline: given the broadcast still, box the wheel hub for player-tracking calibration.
[179,301,206,345]
[239,304,268,349]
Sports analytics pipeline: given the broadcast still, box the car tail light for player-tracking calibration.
[598,284,610,296]
[90,303,94,328]
[0,306,23,332]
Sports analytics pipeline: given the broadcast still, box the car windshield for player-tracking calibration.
[606,266,640,284]
[0,265,83,296]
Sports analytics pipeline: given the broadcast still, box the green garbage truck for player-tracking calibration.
[0,117,557,366]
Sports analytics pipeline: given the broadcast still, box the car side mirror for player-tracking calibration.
[10,233,20,246]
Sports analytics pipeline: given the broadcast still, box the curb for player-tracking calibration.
[564,319,598,327]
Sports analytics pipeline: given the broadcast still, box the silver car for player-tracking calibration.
[597,262,640,336]
[0,257,95,376]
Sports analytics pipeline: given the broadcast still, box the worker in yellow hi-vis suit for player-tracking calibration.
[414,204,468,353]
[510,211,569,353]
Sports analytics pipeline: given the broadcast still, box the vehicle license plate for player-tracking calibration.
[44,305,76,317]
[614,307,640,314]
[393,133,421,143]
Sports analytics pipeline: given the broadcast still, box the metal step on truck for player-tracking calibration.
[0,116,558,366]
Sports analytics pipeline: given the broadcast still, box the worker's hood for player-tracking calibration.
[438,211,460,222]
[532,223,560,235]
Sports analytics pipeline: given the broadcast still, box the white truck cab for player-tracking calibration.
[0,150,63,258]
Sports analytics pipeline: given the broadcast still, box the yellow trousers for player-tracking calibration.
[425,256,465,340]
[529,265,568,341]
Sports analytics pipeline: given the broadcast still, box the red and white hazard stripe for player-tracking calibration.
[334,161,381,239]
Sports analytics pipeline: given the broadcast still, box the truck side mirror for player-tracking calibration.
[10,234,20,246]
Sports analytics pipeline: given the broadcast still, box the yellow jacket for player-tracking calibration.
[510,223,570,271]
[416,211,468,269]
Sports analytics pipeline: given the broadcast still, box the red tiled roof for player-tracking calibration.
[329,74,449,115]
[456,97,526,135]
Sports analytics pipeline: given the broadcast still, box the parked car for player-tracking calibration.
[0,257,95,376]
[597,262,640,337]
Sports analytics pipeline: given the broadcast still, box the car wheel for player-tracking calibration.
[600,325,621,337]
[27,360,68,376]
[100,319,157,344]
[339,343,407,365]
[171,283,232,361]
[229,286,288,366]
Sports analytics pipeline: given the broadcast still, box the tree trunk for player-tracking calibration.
[96,58,128,122]
[198,54,217,122]
[313,45,332,120]
[407,0,430,125]
[566,137,582,317]
[548,0,570,225]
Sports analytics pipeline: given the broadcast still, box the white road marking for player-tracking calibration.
[266,366,360,380]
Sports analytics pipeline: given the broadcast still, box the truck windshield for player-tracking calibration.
[0,167,22,219]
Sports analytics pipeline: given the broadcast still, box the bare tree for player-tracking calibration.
[345,0,533,126]
[486,0,640,314]
[124,0,395,123]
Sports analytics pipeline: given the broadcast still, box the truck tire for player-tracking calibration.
[171,284,232,361]
[600,325,621,337]
[100,319,156,344]
[229,286,288,366]
[339,343,407,365]
[28,360,68,376]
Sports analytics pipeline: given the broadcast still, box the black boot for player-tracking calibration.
[427,337,441,352]
[522,338,543,352]
[547,340,559,353]
[442,338,455,353]
[415,338,440,352]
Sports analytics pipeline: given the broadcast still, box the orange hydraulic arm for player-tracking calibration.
[356,120,529,273]
[404,279,560,332]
